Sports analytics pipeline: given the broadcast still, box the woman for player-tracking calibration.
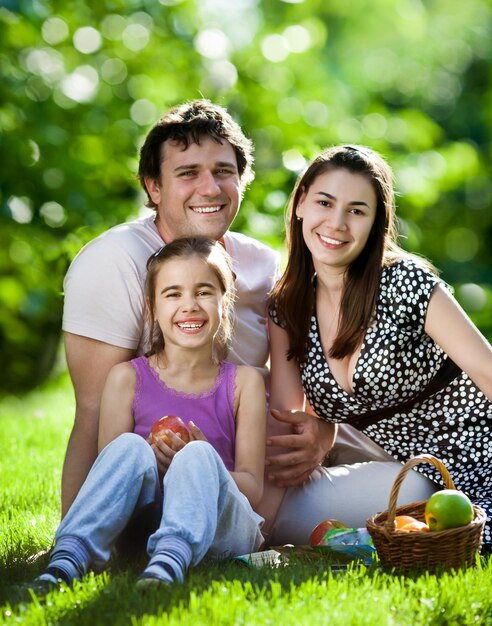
[266,145,492,547]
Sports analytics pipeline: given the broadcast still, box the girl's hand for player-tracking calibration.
[188,421,208,442]
[150,430,187,476]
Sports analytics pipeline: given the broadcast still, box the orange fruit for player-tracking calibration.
[394,515,430,532]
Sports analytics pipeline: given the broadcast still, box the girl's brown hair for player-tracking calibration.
[145,237,236,362]
[271,145,434,363]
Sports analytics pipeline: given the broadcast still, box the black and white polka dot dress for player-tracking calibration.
[271,259,492,542]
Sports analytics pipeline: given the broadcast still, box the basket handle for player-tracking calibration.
[384,454,456,530]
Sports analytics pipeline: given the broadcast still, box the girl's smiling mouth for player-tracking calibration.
[176,320,206,333]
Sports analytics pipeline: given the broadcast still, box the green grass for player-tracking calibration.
[1,375,491,625]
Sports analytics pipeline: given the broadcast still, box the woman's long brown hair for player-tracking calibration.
[271,145,434,363]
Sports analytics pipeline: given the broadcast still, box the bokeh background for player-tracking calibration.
[1,0,491,394]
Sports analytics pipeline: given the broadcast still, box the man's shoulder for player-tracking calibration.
[224,231,280,263]
[72,214,161,265]
[89,214,160,248]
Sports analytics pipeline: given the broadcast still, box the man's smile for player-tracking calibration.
[190,205,223,214]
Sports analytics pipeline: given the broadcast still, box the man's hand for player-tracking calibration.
[266,409,336,487]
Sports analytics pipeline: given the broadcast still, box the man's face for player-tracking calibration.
[145,136,242,242]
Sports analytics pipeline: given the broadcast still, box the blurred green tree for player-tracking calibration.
[1,0,491,392]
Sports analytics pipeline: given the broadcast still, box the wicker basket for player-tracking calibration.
[366,454,486,573]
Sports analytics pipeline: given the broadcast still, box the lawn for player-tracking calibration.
[1,374,491,625]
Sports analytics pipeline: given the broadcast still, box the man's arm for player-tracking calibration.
[61,332,135,517]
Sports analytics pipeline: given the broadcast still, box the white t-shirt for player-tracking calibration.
[62,215,280,378]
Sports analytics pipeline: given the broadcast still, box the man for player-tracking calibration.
[61,99,333,520]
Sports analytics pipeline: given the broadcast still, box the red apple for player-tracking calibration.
[309,519,347,546]
[150,415,190,447]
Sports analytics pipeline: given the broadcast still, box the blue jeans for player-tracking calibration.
[56,434,264,571]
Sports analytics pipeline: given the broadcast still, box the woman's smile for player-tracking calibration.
[316,233,347,249]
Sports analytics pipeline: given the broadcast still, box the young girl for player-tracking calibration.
[32,237,266,590]
[263,145,492,547]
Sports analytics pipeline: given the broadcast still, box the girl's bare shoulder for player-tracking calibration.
[106,360,137,387]
[234,364,265,393]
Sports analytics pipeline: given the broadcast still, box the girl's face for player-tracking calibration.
[296,168,377,274]
[152,254,225,354]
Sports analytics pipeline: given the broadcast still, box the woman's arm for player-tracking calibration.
[425,284,492,401]
[269,317,306,417]
[98,362,136,452]
[256,319,337,537]
[266,318,337,484]
[231,366,267,508]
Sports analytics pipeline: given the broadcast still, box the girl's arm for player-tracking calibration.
[231,366,267,508]
[98,362,136,453]
[425,284,492,401]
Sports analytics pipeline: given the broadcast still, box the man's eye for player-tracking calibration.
[197,290,211,296]
[166,292,180,298]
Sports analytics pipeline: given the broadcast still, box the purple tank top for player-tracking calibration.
[131,357,237,470]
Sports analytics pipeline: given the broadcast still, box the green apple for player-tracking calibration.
[424,490,474,531]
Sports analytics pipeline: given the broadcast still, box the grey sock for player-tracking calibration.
[40,536,91,585]
[141,535,192,584]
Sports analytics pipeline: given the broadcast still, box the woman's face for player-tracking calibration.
[296,168,377,274]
